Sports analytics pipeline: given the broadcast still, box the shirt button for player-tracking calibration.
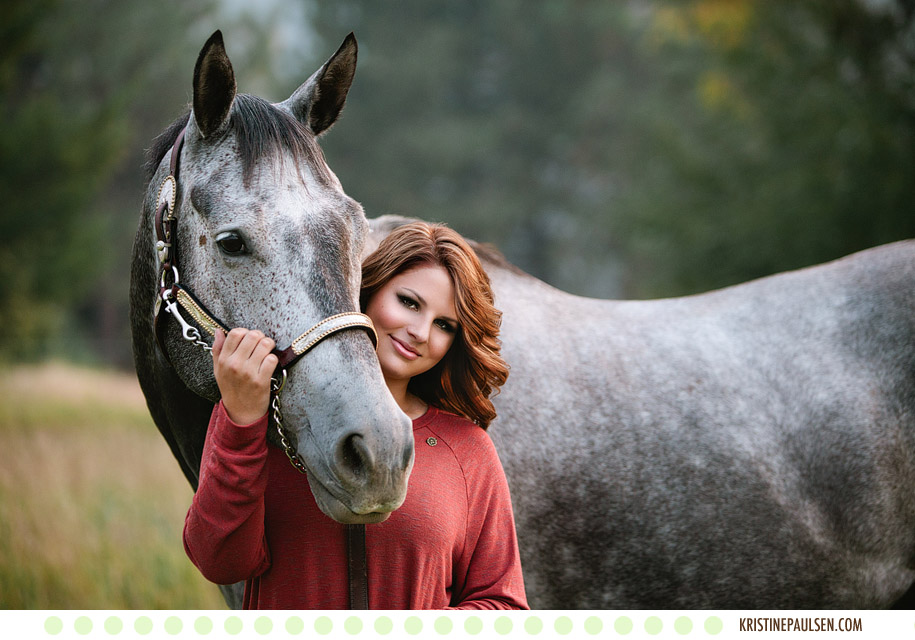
[426,437,438,447]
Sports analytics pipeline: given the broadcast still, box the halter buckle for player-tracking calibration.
[156,240,171,264]
[160,265,179,290]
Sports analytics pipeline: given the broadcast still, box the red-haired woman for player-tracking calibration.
[184,222,527,609]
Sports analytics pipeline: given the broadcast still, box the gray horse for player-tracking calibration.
[130,32,414,606]
[367,217,915,609]
[133,32,915,609]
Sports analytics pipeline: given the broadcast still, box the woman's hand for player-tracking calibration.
[212,328,279,425]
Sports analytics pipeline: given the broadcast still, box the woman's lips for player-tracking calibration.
[391,336,420,360]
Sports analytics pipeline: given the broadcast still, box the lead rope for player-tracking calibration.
[270,368,369,609]
[346,524,369,609]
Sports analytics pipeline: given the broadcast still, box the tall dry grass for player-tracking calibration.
[0,363,225,609]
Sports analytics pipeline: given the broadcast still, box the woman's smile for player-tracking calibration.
[391,335,421,360]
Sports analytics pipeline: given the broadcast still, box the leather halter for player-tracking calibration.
[152,125,376,376]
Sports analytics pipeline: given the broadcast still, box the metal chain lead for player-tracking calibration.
[162,277,304,473]
[271,370,308,475]
[187,328,212,352]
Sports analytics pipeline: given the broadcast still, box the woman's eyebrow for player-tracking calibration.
[404,287,458,324]
[403,288,425,305]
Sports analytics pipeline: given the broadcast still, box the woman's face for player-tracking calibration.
[365,263,459,385]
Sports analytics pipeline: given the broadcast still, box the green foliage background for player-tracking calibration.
[2,0,914,365]
[1,0,914,611]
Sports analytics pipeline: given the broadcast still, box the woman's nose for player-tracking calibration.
[407,319,430,343]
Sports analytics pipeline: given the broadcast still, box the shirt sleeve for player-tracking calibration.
[446,429,529,610]
[183,401,272,585]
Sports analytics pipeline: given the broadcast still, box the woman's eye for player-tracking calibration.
[216,232,247,255]
[435,319,456,333]
[398,295,418,310]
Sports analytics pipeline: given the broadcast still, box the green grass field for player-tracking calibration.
[0,363,226,609]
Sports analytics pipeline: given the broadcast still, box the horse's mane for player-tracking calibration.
[145,112,190,182]
[470,240,529,277]
[144,94,333,187]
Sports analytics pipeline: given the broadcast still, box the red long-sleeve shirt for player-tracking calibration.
[184,402,528,609]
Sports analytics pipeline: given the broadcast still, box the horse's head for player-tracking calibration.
[142,31,413,524]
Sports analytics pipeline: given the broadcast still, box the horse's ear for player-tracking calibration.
[281,33,357,136]
[192,30,237,139]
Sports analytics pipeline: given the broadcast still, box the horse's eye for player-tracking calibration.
[216,232,247,255]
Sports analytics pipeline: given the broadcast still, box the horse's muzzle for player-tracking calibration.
[301,417,415,524]
[306,468,410,525]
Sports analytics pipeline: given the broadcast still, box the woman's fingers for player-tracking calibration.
[220,329,259,362]
[223,328,257,359]
[215,328,276,378]
[260,353,280,378]
[212,328,226,360]
[249,335,278,377]
[212,327,277,425]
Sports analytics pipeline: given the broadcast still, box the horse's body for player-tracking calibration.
[134,32,915,609]
[451,228,915,608]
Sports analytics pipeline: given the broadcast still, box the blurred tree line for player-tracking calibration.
[313,0,915,297]
[0,0,301,365]
[1,0,213,364]
[2,0,914,367]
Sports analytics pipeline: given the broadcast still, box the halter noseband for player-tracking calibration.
[152,125,377,472]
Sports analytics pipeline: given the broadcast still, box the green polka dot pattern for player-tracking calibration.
[32,612,748,638]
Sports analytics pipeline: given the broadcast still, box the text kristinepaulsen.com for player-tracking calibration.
[740,617,863,632]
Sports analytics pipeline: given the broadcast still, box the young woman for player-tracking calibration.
[183,222,527,609]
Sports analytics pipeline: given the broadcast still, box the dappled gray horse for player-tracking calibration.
[130,33,414,607]
[388,218,915,609]
[135,31,915,610]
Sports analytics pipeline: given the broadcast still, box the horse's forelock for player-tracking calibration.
[143,95,334,188]
[230,94,333,187]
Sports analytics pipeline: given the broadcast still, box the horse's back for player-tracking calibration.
[486,240,915,608]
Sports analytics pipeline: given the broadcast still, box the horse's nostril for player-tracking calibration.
[402,442,414,473]
[338,434,371,482]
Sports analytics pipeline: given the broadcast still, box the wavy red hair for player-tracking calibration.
[360,222,508,428]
